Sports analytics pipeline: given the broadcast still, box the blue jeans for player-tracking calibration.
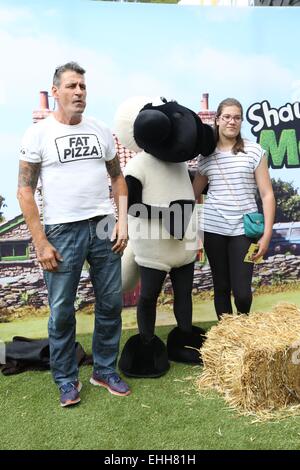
[43,217,122,387]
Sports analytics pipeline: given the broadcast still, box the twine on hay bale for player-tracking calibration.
[196,303,300,419]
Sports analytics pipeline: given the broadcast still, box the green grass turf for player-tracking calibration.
[1,324,300,450]
[1,292,300,450]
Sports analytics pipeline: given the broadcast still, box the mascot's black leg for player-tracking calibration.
[137,267,166,341]
[119,266,170,378]
[167,262,205,364]
[170,262,194,332]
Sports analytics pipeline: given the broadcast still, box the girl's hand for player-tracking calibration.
[252,234,271,261]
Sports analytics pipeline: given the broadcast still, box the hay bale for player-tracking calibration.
[197,303,300,417]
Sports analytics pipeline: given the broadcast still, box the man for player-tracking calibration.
[18,62,130,407]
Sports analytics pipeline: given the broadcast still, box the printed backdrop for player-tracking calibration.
[0,1,299,312]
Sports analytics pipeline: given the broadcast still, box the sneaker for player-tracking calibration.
[60,381,82,407]
[90,372,131,397]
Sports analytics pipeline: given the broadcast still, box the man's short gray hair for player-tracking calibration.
[53,61,86,87]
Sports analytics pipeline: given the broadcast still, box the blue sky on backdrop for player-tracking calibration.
[0,0,300,219]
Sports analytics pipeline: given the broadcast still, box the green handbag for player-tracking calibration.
[243,212,264,239]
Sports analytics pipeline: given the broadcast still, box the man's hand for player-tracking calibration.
[110,221,128,254]
[35,239,63,271]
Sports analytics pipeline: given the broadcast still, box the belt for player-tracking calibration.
[88,215,107,222]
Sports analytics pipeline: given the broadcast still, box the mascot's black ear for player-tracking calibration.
[199,124,216,156]
[134,109,171,150]
[191,110,216,157]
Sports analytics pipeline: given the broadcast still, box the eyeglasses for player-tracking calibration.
[219,114,243,123]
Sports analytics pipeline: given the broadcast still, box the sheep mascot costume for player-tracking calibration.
[115,97,215,378]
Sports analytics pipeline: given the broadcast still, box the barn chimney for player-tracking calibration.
[39,90,49,109]
[201,93,209,111]
[32,91,51,123]
[198,92,216,126]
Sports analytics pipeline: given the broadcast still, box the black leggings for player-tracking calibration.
[137,262,194,341]
[203,232,255,319]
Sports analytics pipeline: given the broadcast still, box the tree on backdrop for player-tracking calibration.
[0,195,6,223]
[256,179,300,222]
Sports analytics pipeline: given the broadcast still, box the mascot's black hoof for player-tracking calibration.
[119,334,170,378]
[167,326,206,364]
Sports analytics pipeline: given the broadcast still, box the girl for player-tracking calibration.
[193,98,275,319]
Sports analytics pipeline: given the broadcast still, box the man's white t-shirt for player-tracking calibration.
[20,114,116,224]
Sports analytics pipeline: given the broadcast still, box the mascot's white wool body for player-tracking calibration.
[124,151,197,272]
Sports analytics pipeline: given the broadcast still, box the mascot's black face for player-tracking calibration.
[133,98,216,162]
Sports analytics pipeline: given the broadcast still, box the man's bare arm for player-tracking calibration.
[105,155,128,252]
[105,155,128,211]
[17,161,61,271]
[105,154,122,179]
[17,161,44,244]
[18,160,41,190]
